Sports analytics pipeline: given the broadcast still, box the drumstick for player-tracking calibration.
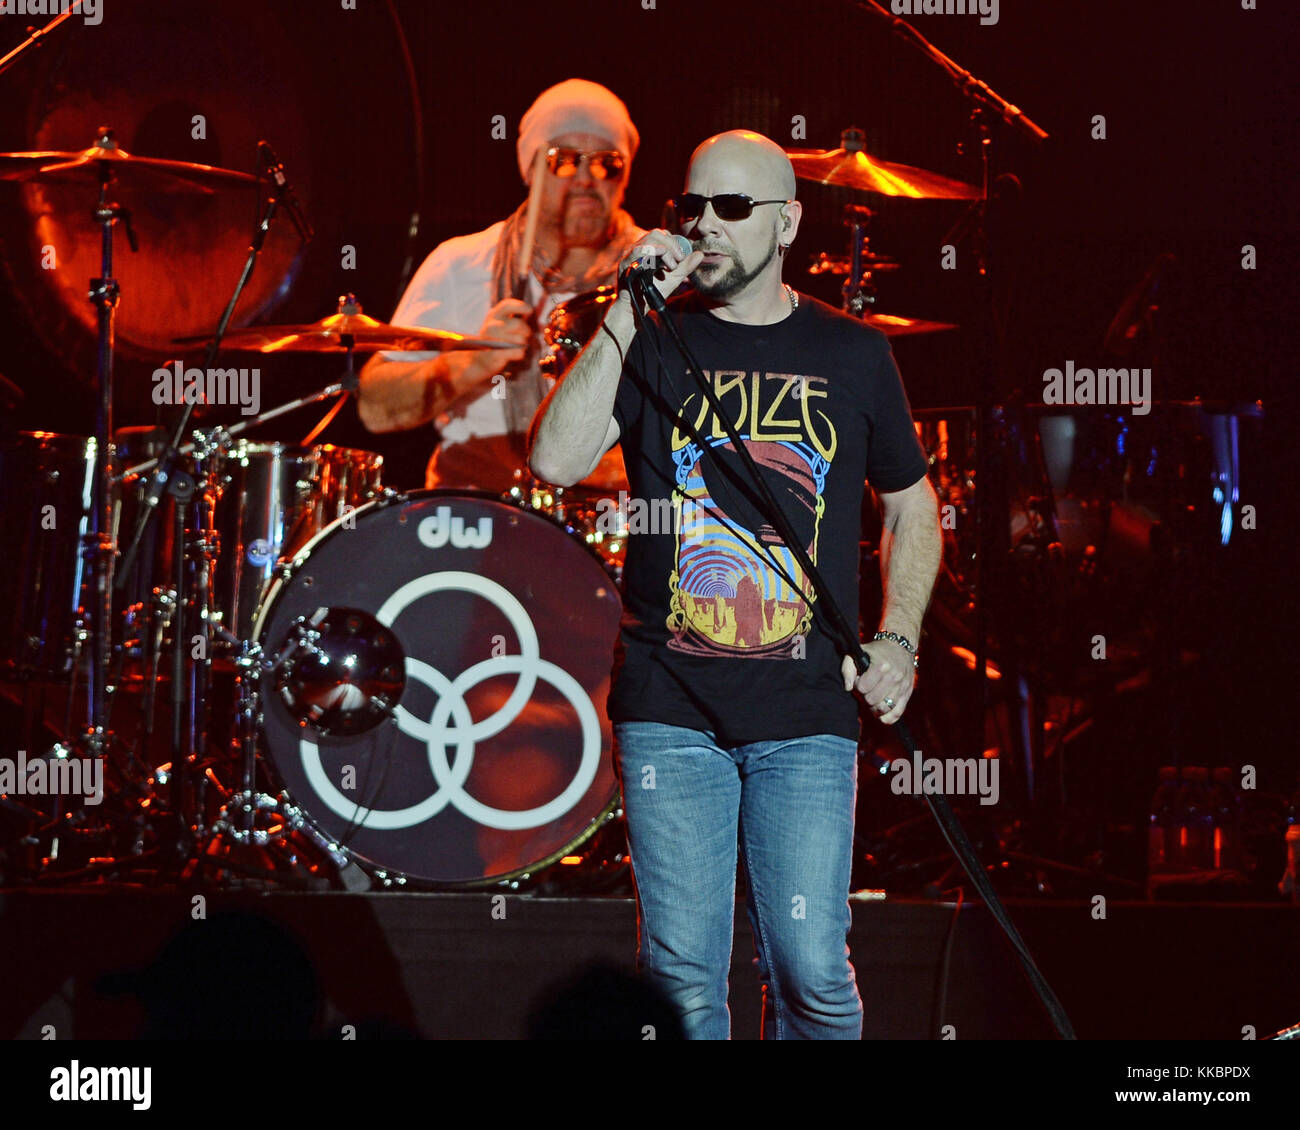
[516,145,548,295]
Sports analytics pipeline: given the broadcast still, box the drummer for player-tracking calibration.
[357,79,646,494]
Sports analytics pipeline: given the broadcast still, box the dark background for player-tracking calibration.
[0,0,1294,786]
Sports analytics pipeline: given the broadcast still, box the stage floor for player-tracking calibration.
[2,889,1295,1040]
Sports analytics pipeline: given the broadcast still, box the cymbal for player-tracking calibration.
[0,138,262,195]
[175,309,515,354]
[860,312,959,338]
[787,130,979,200]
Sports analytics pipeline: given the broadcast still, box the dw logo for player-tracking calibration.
[418,505,493,550]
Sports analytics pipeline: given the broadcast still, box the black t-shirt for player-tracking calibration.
[609,290,928,745]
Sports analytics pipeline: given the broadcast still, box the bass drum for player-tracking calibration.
[252,491,623,886]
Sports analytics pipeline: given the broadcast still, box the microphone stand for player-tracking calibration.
[0,0,91,78]
[853,0,1049,144]
[627,271,1073,1040]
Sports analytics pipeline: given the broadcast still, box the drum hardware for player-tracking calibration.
[841,203,880,318]
[118,624,374,888]
[0,126,278,880]
[807,249,900,277]
[829,200,960,336]
[506,475,628,581]
[789,151,959,337]
[23,275,523,886]
[84,129,136,759]
[115,291,408,870]
[1,432,394,886]
[0,124,268,753]
[271,608,406,737]
[198,610,404,888]
[116,381,373,483]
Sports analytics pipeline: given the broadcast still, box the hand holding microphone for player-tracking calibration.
[618,231,703,311]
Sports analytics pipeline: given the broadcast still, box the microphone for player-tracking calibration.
[258,140,314,243]
[621,234,693,312]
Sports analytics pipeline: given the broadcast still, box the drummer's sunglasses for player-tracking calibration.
[672,193,789,224]
[545,147,625,180]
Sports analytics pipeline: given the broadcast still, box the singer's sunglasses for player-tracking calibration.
[545,147,625,180]
[671,193,790,224]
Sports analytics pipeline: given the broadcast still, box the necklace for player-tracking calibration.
[783,283,799,311]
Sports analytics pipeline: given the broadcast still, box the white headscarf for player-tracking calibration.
[516,78,640,183]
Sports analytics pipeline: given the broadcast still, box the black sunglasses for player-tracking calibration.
[671,193,789,223]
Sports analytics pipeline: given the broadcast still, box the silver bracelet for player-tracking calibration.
[872,630,919,669]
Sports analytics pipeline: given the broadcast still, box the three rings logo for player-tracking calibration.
[298,571,600,830]
[417,505,493,549]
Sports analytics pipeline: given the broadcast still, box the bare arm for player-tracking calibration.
[356,297,532,434]
[875,474,942,646]
[528,232,703,486]
[358,351,491,433]
[843,473,942,724]
[527,294,634,486]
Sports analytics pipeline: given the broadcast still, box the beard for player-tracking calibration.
[691,232,780,300]
[560,191,612,246]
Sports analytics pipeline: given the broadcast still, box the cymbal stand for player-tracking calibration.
[83,130,137,758]
[840,201,879,318]
[30,130,141,875]
[158,428,224,862]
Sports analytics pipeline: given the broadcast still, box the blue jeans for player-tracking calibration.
[613,721,862,1040]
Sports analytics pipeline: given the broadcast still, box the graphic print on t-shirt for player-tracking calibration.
[665,370,837,659]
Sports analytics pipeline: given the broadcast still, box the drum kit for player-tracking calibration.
[0,113,1260,896]
[0,129,630,891]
